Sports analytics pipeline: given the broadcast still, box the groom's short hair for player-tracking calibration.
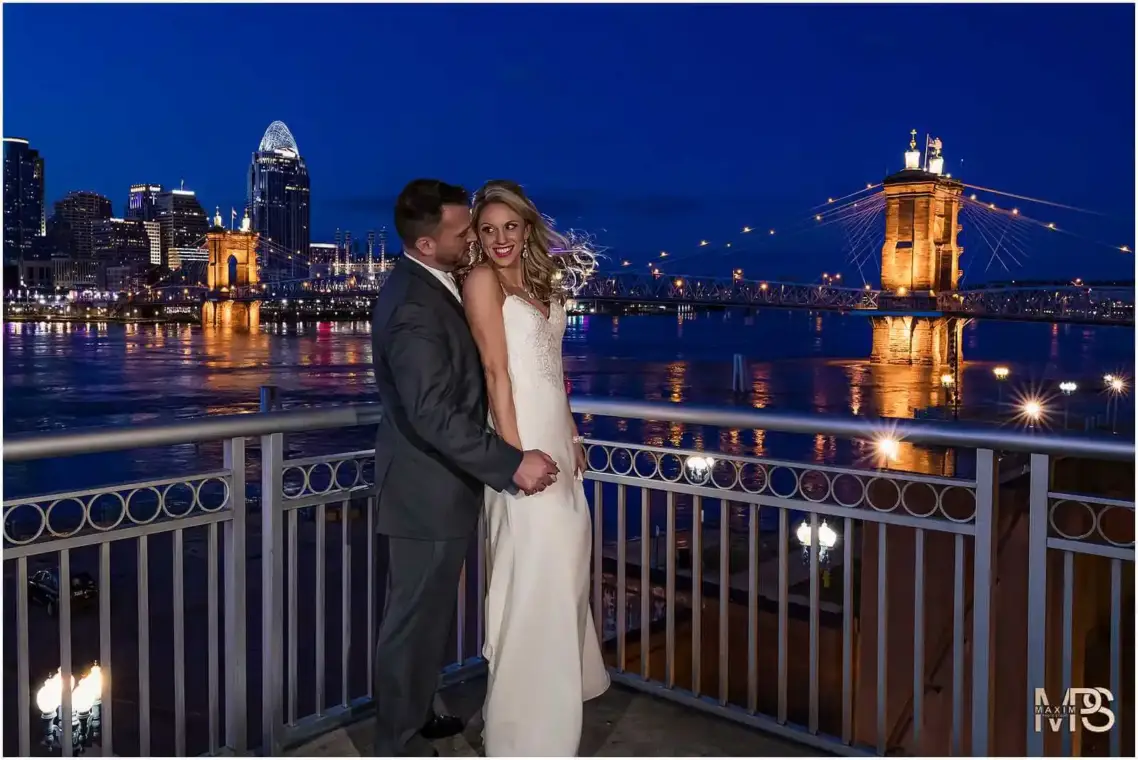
[394,179,469,249]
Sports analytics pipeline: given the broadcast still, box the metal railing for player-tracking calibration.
[573,273,882,311]
[938,286,1135,325]
[3,400,1133,757]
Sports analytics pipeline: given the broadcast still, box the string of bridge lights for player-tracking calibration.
[958,192,1132,254]
[623,183,888,275]
[621,176,1132,279]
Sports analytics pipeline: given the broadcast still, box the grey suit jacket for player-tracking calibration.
[370,257,522,540]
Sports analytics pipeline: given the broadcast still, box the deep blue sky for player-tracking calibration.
[4,2,1134,283]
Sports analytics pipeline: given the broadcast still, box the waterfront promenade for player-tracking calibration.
[287,675,821,757]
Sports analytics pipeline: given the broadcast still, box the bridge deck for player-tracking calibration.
[287,675,822,757]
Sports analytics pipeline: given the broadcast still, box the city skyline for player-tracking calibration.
[3,2,1135,282]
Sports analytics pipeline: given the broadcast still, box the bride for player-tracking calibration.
[458,180,610,756]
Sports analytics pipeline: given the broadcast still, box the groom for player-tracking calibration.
[370,179,560,756]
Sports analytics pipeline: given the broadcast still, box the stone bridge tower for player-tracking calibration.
[880,132,964,295]
[202,208,262,328]
[206,208,259,291]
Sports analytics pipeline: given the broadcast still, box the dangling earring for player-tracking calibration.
[522,241,530,259]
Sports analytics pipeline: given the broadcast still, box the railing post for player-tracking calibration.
[1025,453,1050,755]
[732,354,746,394]
[261,384,289,454]
[260,385,279,413]
[223,436,248,753]
[971,448,999,755]
[261,432,285,755]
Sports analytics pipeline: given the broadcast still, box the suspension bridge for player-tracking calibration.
[119,133,1133,326]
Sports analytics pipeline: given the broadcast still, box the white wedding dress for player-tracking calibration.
[480,294,611,757]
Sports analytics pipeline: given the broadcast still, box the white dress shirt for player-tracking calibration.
[404,252,461,303]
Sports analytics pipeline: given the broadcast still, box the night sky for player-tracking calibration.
[4,2,1134,283]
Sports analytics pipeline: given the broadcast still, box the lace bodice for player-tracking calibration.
[502,295,567,390]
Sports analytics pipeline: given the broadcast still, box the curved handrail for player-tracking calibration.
[2,405,385,462]
[571,398,1135,460]
[3,397,1132,463]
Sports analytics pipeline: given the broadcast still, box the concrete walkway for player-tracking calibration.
[287,676,822,757]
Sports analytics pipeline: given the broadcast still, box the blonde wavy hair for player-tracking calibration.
[456,180,573,305]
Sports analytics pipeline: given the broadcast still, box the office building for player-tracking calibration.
[3,137,45,269]
[308,242,336,278]
[143,220,162,266]
[92,217,152,268]
[51,191,113,259]
[168,246,209,271]
[249,120,310,279]
[127,184,162,221]
[155,187,208,268]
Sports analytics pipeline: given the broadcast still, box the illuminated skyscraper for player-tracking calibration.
[3,137,45,268]
[249,120,310,279]
[127,184,162,221]
[155,187,208,269]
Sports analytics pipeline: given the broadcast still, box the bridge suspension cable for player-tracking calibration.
[961,193,1132,255]
[809,182,882,210]
[839,197,886,286]
[959,182,1106,216]
[963,204,1028,274]
[643,184,887,274]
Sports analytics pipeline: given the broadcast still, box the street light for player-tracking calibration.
[1106,377,1126,433]
[941,373,957,419]
[994,366,1010,408]
[36,665,103,754]
[1020,398,1045,429]
[796,519,838,551]
[35,670,71,716]
[796,518,839,587]
[874,434,900,466]
[685,455,715,486]
[1059,381,1077,428]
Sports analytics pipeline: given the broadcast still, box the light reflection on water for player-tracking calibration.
[3,310,1133,499]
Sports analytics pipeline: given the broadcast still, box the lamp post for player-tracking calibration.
[993,366,1010,409]
[940,373,957,420]
[36,666,102,755]
[1107,377,1125,433]
[684,455,715,486]
[1103,375,1115,430]
[1059,381,1077,429]
[796,518,839,588]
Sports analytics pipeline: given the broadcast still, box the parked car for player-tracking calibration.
[28,568,97,616]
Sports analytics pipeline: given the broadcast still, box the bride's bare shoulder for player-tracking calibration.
[462,264,504,303]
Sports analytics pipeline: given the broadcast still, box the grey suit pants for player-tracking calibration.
[373,533,470,757]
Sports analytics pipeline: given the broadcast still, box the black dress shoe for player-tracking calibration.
[420,712,465,740]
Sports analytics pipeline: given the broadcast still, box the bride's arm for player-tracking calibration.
[563,387,579,439]
[562,364,586,476]
[463,267,523,450]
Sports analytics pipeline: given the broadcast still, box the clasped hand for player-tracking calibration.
[512,449,559,495]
